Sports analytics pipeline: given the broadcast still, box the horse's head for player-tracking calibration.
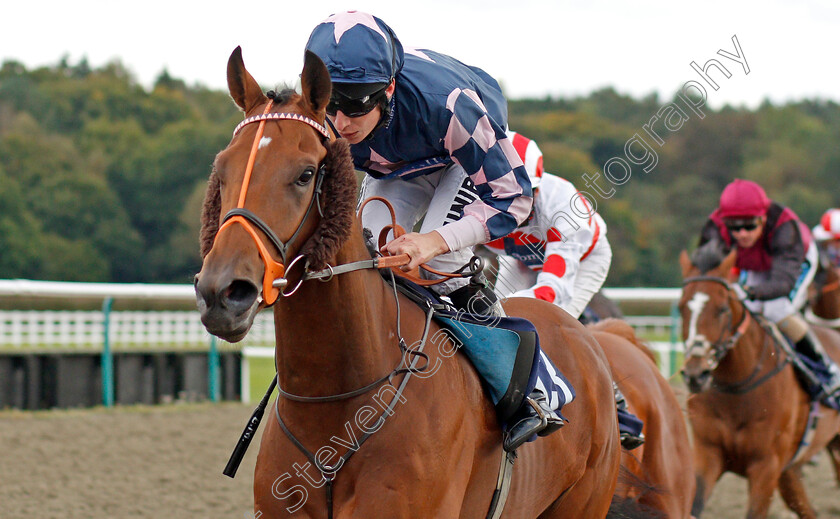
[677,249,745,393]
[195,47,356,342]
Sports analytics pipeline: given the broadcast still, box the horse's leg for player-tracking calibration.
[828,435,840,487]
[744,461,782,519]
[690,446,724,517]
[777,465,817,519]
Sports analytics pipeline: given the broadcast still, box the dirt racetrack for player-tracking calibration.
[1,401,838,518]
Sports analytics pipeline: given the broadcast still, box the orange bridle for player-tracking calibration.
[214,102,331,305]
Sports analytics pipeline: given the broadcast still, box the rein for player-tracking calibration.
[821,279,840,295]
[683,275,790,394]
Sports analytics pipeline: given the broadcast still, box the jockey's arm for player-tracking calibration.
[751,220,807,300]
[512,243,585,309]
[433,92,532,255]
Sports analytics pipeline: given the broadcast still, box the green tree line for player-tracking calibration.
[1,58,838,286]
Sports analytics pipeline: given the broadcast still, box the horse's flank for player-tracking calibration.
[591,318,696,518]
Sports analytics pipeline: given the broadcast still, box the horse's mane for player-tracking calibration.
[199,124,357,271]
[691,240,727,274]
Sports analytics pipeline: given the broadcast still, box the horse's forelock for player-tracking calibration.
[265,87,299,106]
[691,244,726,275]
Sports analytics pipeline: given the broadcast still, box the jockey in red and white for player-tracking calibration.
[693,179,840,402]
[485,131,612,320]
[813,208,840,269]
[484,131,645,450]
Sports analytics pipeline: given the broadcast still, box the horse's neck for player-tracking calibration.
[272,226,400,396]
[718,305,771,383]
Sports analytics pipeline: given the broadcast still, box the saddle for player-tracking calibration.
[387,273,543,423]
[759,315,840,411]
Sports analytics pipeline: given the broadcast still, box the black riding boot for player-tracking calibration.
[503,388,565,452]
[615,382,645,450]
[795,330,840,399]
[447,275,503,317]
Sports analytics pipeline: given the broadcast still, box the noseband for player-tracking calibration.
[215,102,331,305]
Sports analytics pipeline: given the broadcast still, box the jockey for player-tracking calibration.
[693,179,840,402]
[305,12,565,451]
[813,208,840,270]
[486,131,612,320]
[484,131,645,450]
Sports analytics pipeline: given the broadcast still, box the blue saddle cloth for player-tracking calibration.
[390,276,575,422]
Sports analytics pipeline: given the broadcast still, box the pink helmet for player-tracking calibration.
[813,208,840,241]
[718,179,770,218]
[506,130,544,189]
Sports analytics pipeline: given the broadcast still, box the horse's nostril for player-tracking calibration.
[224,279,259,308]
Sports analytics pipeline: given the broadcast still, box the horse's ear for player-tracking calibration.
[300,50,331,115]
[679,250,695,278]
[718,249,738,279]
[227,46,267,113]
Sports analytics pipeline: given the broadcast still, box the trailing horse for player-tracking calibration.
[590,319,695,518]
[678,250,840,518]
[807,262,840,331]
[195,47,623,518]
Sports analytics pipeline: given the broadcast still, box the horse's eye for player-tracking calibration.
[295,168,315,186]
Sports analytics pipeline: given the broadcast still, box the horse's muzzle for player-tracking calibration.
[194,273,260,342]
[681,368,712,394]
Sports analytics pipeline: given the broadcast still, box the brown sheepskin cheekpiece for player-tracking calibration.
[298,138,357,270]
[198,138,357,271]
[199,170,221,259]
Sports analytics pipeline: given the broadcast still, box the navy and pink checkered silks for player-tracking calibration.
[306,11,533,242]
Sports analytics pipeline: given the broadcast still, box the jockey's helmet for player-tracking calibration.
[305,11,403,103]
[718,179,770,218]
[813,208,840,241]
[506,131,544,190]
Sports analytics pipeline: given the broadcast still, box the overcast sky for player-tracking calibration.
[2,0,838,109]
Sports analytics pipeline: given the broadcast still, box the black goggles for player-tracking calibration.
[326,88,387,118]
[725,218,761,232]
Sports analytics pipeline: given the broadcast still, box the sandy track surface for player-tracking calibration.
[1,402,838,518]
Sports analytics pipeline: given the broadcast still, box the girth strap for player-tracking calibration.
[486,449,517,519]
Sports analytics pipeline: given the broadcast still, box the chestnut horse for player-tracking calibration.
[195,48,622,518]
[678,250,840,518]
[806,263,840,485]
[590,319,695,518]
[807,263,840,331]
